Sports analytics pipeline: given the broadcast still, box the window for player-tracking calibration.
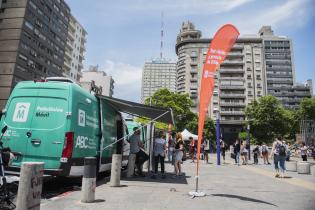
[25,21,34,30]
[18,54,27,62]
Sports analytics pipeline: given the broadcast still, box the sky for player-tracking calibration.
[66,0,315,102]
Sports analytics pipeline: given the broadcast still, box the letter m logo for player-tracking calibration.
[13,103,30,122]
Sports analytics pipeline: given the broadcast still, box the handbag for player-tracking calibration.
[230,153,236,159]
[136,149,149,164]
[182,150,187,161]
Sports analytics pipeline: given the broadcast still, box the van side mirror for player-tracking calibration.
[1,126,8,134]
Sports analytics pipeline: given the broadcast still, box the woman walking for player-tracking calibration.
[173,133,184,178]
[240,141,248,165]
[270,137,287,178]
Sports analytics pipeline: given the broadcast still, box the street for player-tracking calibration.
[40,154,315,210]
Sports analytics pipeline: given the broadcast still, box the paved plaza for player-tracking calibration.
[40,154,315,210]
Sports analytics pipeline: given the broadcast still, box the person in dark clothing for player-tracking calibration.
[253,145,260,164]
[234,139,241,165]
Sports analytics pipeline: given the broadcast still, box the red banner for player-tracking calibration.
[196,24,239,176]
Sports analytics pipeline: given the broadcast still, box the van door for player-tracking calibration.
[26,96,67,169]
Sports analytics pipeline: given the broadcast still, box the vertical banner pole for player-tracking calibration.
[189,24,239,198]
[216,116,221,165]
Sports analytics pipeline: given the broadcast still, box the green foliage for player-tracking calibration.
[297,97,315,120]
[245,95,292,144]
[186,115,216,143]
[144,88,194,131]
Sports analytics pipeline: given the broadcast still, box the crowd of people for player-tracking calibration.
[129,127,315,180]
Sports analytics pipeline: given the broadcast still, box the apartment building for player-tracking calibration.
[259,26,312,109]
[141,58,176,103]
[0,0,70,109]
[175,22,311,142]
[63,14,87,82]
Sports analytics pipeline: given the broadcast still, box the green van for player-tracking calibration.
[0,79,129,177]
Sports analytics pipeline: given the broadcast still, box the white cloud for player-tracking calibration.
[227,0,313,34]
[101,60,142,101]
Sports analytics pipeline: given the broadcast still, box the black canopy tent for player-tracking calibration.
[96,95,174,125]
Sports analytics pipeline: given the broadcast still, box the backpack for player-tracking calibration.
[262,145,267,153]
[279,144,286,156]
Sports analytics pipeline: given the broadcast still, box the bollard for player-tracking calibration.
[16,162,44,210]
[81,157,96,203]
[286,161,297,172]
[110,154,122,187]
[310,165,315,176]
[127,154,136,178]
[297,162,311,174]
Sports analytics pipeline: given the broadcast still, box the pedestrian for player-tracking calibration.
[152,131,167,179]
[189,137,195,162]
[240,141,248,165]
[168,132,176,164]
[300,142,308,161]
[173,133,184,178]
[270,136,287,178]
[129,127,145,177]
[234,139,241,165]
[203,138,210,163]
[253,145,260,164]
[284,141,291,161]
[220,139,226,163]
[261,143,271,164]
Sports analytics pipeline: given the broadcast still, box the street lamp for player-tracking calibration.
[247,124,250,161]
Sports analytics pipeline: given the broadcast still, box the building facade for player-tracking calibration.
[80,66,114,97]
[63,14,87,82]
[175,22,312,142]
[141,59,176,103]
[259,26,312,109]
[0,0,70,109]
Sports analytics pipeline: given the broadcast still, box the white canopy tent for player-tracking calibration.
[181,129,198,141]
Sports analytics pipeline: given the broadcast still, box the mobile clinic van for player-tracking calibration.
[0,78,128,176]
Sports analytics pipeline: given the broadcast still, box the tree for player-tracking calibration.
[141,88,194,131]
[186,115,216,143]
[297,97,315,120]
[245,95,291,144]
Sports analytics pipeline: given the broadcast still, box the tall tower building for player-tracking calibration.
[63,14,87,82]
[259,26,311,109]
[141,59,176,103]
[0,0,70,109]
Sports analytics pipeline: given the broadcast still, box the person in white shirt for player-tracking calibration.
[152,131,167,179]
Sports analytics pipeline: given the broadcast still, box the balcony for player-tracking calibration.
[220,111,245,115]
[190,86,198,90]
[219,69,244,73]
[222,59,244,65]
[190,61,198,66]
[220,77,245,81]
[68,31,75,42]
[63,61,71,71]
[190,94,198,99]
[220,94,246,98]
[220,102,246,107]
[80,45,86,53]
[220,85,245,90]
[220,120,245,125]
[190,70,198,74]
[190,78,198,82]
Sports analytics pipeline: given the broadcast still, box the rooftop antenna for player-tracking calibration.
[160,12,164,60]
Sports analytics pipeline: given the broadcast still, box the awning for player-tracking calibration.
[96,95,174,125]
[181,129,198,141]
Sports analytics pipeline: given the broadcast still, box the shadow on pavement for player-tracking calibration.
[121,172,188,184]
[211,194,277,207]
